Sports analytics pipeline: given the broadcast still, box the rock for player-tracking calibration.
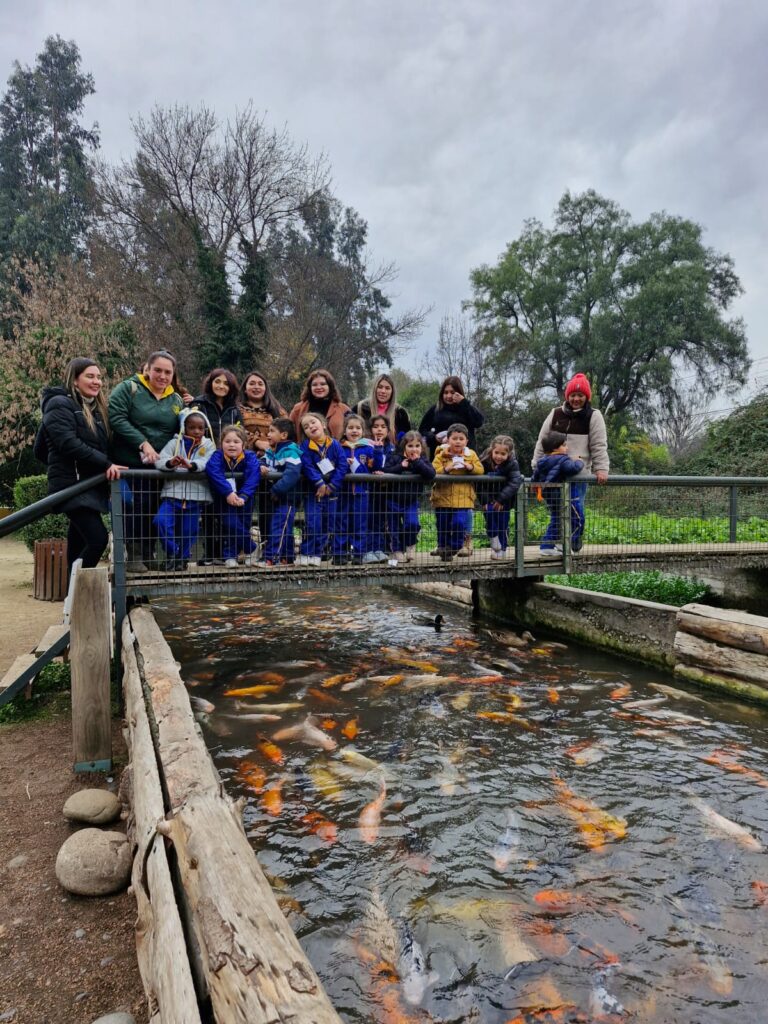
[90,1014,135,1024]
[63,790,121,825]
[55,830,131,897]
[6,854,28,869]
[74,928,86,939]
[0,1010,17,1022]
[99,956,115,967]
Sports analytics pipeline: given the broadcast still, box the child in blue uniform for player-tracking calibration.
[479,434,523,559]
[297,413,348,566]
[258,417,302,565]
[340,414,377,564]
[205,426,261,567]
[368,414,396,561]
[532,430,585,556]
[154,410,216,569]
[383,430,436,561]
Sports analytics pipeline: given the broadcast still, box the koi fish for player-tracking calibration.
[610,684,632,699]
[273,715,338,751]
[702,749,768,788]
[189,695,215,713]
[492,809,522,870]
[622,696,667,710]
[491,657,524,675]
[340,676,372,691]
[552,776,627,849]
[650,682,708,703]
[360,781,387,843]
[385,655,440,673]
[689,796,762,850]
[504,694,525,711]
[224,684,283,698]
[235,760,266,793]
[307,763,343,802]
[750,880,768,906]
[320,718,337,730]
[399,918,438,1006]
[256,735,284,765]
[342,717,359,740]
[565,740,606,766]
[261,778,284,816]
[301,810,338,843]
[452,636,480,649]
[307,687,342,706]
[547,688,560,704]
[533,889,591,912]
[222,712,281,723]
[477,711,537,731]
[341,747,383,773]
[463,674,505,685]
[451,691,472,710]
[232,670,286,685]
[402,674,459,689]
[321,672,357,688]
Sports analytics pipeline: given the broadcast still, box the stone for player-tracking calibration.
[0,1010,17,1022]
[55,830,131,897]
[90,1014,135,1024]
[6,854,28,869]
[74,928,86,939]
[63,790,121,825]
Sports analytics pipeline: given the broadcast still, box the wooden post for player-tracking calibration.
[71,566,112,771]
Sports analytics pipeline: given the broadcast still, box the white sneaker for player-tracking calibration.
[405,546,416,561]
[374,550,388,562]
[362,552,379,564]
[308,556,321,566]
[490,549,504,559]
[489,536,502,552]
[295,555,310,566]
[539,546,562,557]
[224,558,238,568]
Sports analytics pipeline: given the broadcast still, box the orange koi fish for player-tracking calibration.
[552,775,627,849]
[533,889,590,912]
[524,920,572,958]
[609,683,632,699]
[256,735,285,765]
[235,760,266,794]
[477,711,537,731]
[452,637,480,649]
[702,749,768,788]
[321,718,338,731]
[342,717,359,740]
[321,672,357,688]
[302,811,338,844]
[308,687,343,706]
[751,881,768,906]
[463,674,504,685]
[261,778,283,816]
[359,782,387,844]
[380,674,406,687]
[547,688,560,704]
[224,684,283,698]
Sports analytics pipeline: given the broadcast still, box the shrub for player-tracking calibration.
[13,475,68,551]
[545,570,709,606]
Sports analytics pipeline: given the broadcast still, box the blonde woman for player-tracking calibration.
[353,372,411,441]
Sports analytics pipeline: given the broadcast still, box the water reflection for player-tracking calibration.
[156,589,768,1023]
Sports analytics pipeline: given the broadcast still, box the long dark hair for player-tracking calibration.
[240,370,283,418]
[202,367,240,405]
[299,368,342,404]
[437,375,466,409]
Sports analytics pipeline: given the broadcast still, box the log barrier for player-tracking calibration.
[673,603,768,703]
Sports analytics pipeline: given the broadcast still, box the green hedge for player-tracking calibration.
[13,475,69,552]
[544,570,709,606]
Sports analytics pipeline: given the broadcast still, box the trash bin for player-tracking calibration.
[34,539,68,601]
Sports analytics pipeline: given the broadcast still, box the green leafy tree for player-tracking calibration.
[469,190,750,416]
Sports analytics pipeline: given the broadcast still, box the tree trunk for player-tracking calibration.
[673,630,768,687]
[676,603,768,656]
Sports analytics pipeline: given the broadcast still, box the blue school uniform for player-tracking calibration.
[368,440,396,553]
[300,436,348,557]
[480,454,523,552]
[262,440,302,562]
[154,425,216,560]
[340,438,377,557]
[205,449,261,559]
[532,452,585,551]
[383,450,436,553]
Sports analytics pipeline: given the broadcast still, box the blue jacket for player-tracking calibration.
[384,450,436,500]
[263,440,302,501]
[341,438,377,495]
[371,440,396,470]
[206,449,261,504]
[300,436,348,492]
[480,455,523,508]
[532,452,584,484]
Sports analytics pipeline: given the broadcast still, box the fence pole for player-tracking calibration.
[71,566,112,772]
[515,484,527,577]
[729,485,738,544]
[111,479,127,649]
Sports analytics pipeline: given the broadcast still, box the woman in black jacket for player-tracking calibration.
[418,376,484,458]
[38,357,124,578]
[191,368,242,443]
[353,373,411,441]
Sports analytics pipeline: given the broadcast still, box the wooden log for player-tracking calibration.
[673,630,768,686]
[408,581,474,606]
[674,662,768,705]
[160,790,342,1024]
[676,603,768,656]
[129,606,220,810]
[70,567,112,770]
[122,622,202,1024]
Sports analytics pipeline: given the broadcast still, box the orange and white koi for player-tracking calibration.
[301,810,338,843]
[261,777,284,816]
[321,672,357,688]
[256,735,284,765]
[702,749,768,788]
[342,717,359,740]
[552,776,627,849]
[359,782,387,844]
[307,687,342,706]
[273,715,338,751]
[224,683,283,698]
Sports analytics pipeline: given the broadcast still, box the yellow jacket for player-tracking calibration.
[431,446,484,508]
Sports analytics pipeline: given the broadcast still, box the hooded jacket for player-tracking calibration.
[532,452,585,484]
[39,386,111,512]
[383,449,436,501]
[108,373,185,466]
[480,454,523,508]
[190,393,242,444]
[430,445,484,509]
[155,410,216,502]
[532,402,609,477]
[263,440,302,501]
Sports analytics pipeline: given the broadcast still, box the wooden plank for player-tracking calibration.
[673,630,768,686]
[129,606,220,810]
[159,791,343,1024]
[674,662,768,704]
[122,621,202,1024]
[0,653,38,693]
[677,603,768,655]
[34,624,70,655]
[70,567,112,770]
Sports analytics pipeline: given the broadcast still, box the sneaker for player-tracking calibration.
[457,541,473,558]
[362,552,379,565]
[440,550,455,562]
[405,546,416,561]
[196,557,214,566]
[490,549,507,560]
[254,560,273,568]
[309,556,322,566]
[295,555,311,566]
[489,536,502,552]
[332,555,350,565]
[429,548,441,557]
[392,551,406,563]
[539,546,562,557]
[242,554,258,566]
[374,550,388,562]
[224,558,238,568]
[571,538,583,553]
[126,560,149,574]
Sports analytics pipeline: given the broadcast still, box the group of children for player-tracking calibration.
[152,408,580,569]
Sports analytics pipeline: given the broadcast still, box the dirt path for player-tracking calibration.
[0,538,146,1023]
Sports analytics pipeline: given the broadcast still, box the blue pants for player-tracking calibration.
[154,498,203,559]
[265,502,296,562]
[387,499,421,552]
[302,491,346,557]
[217,502,257,559]
[341,489,371,556]
[435,508,473,552]
[540,482,586,550]
[483,505,511,550]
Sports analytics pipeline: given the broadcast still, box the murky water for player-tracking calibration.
[156,589,768,1023]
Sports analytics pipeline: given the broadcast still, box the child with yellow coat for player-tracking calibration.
[430,423,484,561]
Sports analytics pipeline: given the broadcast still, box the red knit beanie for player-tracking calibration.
[565,373,591,401]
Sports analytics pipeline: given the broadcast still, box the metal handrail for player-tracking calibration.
[0,476,105,539]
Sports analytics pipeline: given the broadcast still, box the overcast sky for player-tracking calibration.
[2,0,767,405]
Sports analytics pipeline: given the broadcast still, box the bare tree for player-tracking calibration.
[644,383,713,457]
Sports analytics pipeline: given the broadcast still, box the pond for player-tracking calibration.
[156,587,768,1024]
